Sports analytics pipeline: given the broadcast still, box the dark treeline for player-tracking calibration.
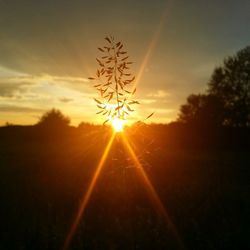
[1,122,250,150]
[179,46,250,128]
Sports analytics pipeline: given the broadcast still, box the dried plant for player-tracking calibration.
[88,36,139,125]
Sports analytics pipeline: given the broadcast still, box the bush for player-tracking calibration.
[36,109,70,129]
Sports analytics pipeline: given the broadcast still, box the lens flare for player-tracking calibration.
[121,134,186,250]
[63,132,116,250]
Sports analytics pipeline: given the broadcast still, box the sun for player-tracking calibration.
[111,118,126,132]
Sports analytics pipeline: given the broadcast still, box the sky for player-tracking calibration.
[0,0,250,125]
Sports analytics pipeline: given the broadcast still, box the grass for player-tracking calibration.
[0,125,249,249]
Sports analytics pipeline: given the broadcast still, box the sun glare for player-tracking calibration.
[111,118,126,132]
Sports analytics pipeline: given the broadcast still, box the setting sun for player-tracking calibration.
[111,118,126,132]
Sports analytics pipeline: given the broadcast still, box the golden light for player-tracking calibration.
[111,118,126,132]
[121,134,185,250]
[63,130,185,250]
[63,132,116,250]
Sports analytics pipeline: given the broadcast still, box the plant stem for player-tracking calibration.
[113,42,121,119]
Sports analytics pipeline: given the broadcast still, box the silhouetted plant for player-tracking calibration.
[88,36,139,124]
[37,108,70,128]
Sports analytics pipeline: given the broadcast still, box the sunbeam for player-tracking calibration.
[121,133,186,250]
[62,132,116,250]
[134,2,170,89]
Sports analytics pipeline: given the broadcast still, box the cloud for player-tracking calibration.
[0,105,44,113]
[0,67,91,99]
[147,90,170,98]
[0,83,23,97]
[52,76,89,84]
[0,66,97,125]
[59,97,73,103]
[139,98,156,104]
[0,81,33,98]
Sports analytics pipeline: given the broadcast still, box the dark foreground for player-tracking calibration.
[0,124,249,250]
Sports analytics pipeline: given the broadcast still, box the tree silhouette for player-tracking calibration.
[179,46,250,127]
[208,46,250,127]
[36,109,70,128]
[178,94,224,127]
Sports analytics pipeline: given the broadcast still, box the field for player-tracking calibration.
[0,124,249,250]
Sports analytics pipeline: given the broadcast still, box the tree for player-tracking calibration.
[37,109,70,128]
[178,94,224,127]
[179,46,250,127]
[208,46,250,127]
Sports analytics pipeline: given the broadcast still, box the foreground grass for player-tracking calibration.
[0,126,249,249]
